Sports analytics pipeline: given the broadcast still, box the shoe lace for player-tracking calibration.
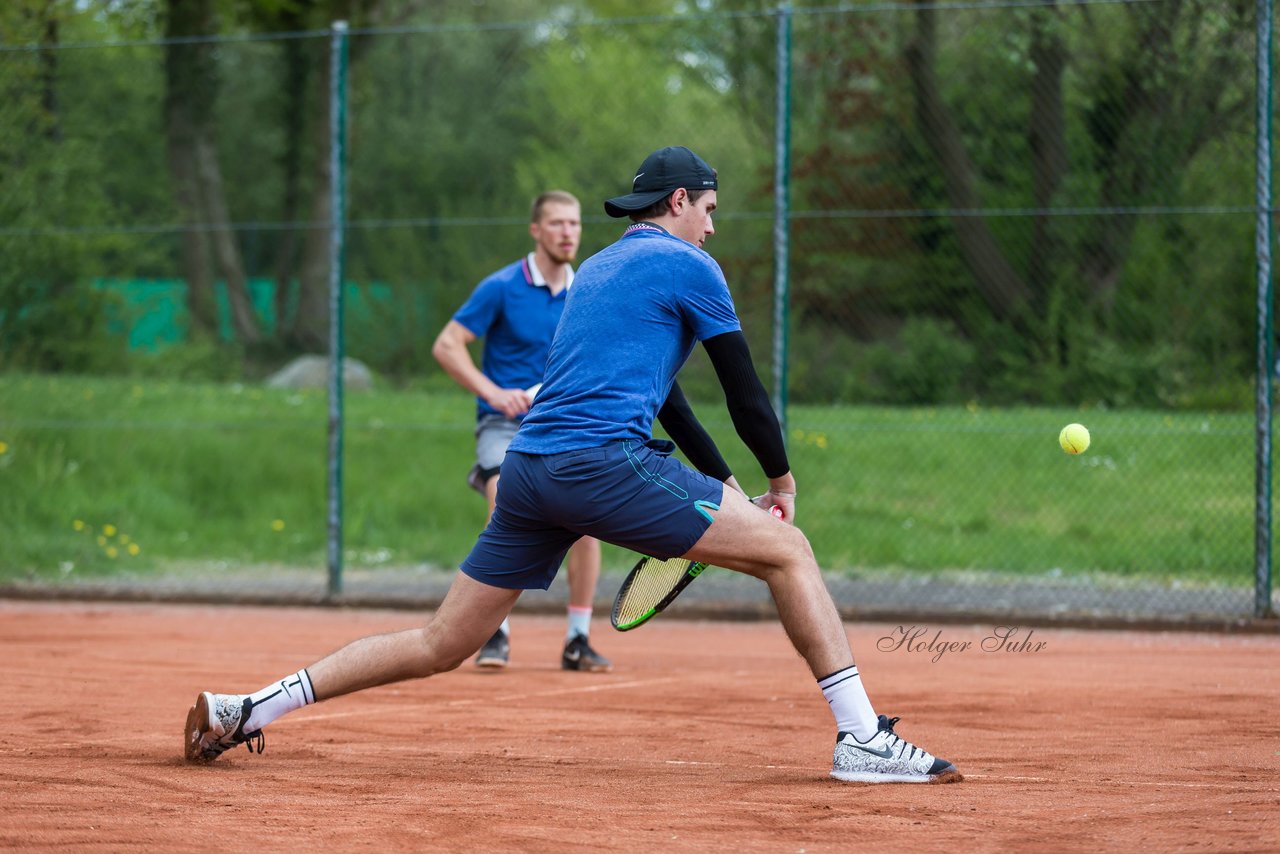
[228,698,264,756]
[242,730,265,755]
[877,715,924,762]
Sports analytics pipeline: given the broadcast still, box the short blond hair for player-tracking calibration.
[531,190,580,223]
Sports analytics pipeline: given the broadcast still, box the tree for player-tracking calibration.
[163,0,261,344]
[0,0,134,371]
[904,0,1251,316]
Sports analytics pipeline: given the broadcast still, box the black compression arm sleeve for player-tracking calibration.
[657,381,733,482]
[702,330,791,479]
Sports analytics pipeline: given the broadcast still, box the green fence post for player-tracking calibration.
[1255,0,1276,618]
[327,20,349,599]
[772,3,792,434]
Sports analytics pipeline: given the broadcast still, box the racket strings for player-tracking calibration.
[615,557,693,624]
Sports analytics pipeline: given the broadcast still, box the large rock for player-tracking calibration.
[265,355,375,390]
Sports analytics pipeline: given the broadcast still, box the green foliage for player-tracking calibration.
[0,1,1268,412]
[983,331,1191,409]
[788,317,976,406]
[863,317,976,405]
[126,340,244,381]
[0,283,129,373]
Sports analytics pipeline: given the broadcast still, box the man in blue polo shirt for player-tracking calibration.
[431,190,610,673]
[185,148,961,785]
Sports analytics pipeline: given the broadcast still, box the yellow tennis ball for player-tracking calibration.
[1059,422,1090,455]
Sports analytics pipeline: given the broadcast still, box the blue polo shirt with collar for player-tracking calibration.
[452,254,572,421]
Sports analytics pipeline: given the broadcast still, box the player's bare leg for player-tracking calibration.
[683,488,961,783]
[308,572,520,698]
[565,536,601,611]
[683,489,850,677]
[185,572,519,763]
[471,474,513,668]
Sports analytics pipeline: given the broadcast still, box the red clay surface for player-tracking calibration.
[1,600,1277,852]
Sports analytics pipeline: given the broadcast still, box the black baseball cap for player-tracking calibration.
[604,146,718,218]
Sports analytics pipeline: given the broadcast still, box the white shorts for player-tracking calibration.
[468,414,519,493]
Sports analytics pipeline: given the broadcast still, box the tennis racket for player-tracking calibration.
[611,505,782,631]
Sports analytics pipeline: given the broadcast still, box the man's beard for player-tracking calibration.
[545,245,576,265]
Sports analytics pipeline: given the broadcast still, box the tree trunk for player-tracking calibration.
[280,0,393,352]
[905,3,1034,320]
[162,0,260,345]
[272,36,312,340]
[290,54,334,354]
[163,0,218,339]
[1028,6,1068,300]
[196,133,261,344]
[39,7,60,144]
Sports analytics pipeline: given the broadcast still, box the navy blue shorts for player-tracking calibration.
[459,439,725,590]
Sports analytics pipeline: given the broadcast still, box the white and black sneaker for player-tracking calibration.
[831,715,962,783]
[184,691,264,763]
[561,633,611,672]
[475,629,510,669]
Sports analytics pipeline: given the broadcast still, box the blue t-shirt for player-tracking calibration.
[452,256,570,421]
[509,225,741,453]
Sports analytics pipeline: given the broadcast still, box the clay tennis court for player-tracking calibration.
[2,599,1276,851]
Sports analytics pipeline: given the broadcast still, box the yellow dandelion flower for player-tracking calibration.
[127,543,140,556]
[0,441,8,455]
[73,519,85,531]
[816,435,829,450]
[105,546,118,558]
[96,535,107,546]
[118,533,130,544]
[103,524,117,537]
[271,519,286,532]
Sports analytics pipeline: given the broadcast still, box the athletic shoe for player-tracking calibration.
[475,628,510,669]
[561,633,612,672]
[184,691,264,764]
[830,715,962,784]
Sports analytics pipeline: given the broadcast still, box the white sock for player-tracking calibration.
[566,606,592,640]
[817,666,879,741]
[242,669,315,733]
[498,617,511,636]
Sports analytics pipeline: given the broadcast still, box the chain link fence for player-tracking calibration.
[0,1,1275,623]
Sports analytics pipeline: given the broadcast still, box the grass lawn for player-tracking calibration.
[0,374,1262,589]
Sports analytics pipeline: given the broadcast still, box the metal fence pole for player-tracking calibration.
[326,20,349,598]
[1255,0,1275,618]
[771,4,793,434]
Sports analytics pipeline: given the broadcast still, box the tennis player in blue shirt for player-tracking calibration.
[432,190,610,673]
[185,147,961,785]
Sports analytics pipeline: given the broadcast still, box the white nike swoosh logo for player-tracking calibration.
[633,172,645,187]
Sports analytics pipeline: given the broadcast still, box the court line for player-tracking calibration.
[276,676,685,724]
[6,736,1275,793]
[277,743,1277,791]
[960,774,1269,790]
